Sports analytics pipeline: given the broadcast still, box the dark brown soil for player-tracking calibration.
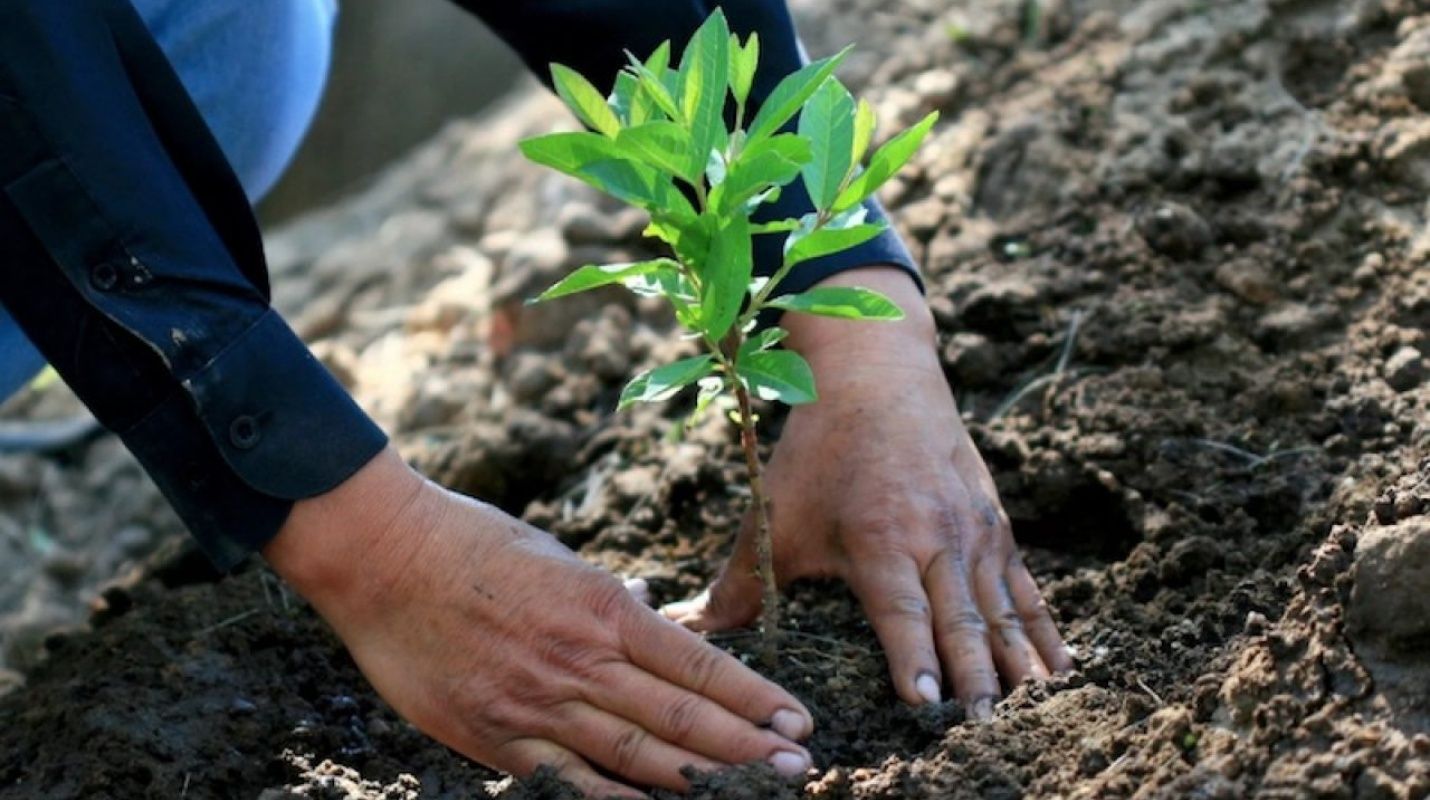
[3,0,1430,798]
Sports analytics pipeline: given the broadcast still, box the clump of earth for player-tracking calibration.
[2,0,1429,797]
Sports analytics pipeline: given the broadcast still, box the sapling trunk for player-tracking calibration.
[733,379,780,668]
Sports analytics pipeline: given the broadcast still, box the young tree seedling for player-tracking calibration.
[520,9,936,666]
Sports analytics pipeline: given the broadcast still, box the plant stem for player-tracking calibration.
[733,381,780,668]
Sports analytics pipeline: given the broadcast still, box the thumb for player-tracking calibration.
[661,515,764,631]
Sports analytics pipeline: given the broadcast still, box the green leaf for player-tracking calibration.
[619,355,717,410]
[784,221,886,267]
[765,286,905,320]
[551,64,621,138]
[736,350,817,405]
[852,98,876,166]
[519,131,626,177]
[712,134,810,215]
[679,10,731,174]
[834,110,938,213]
[700,215,753,340]
[625,46,681,121]
[616,122,701,182]
[521,131,689,211]
[529,258,678,303]
[730,32,760,106]
[611,71,657,127]
[746,46,851,143]
[738,326,789,360]
[645,212,712,275]
[623,267,700,328]
[797,77,856,211]
[751,218,801,234]
[580,159,692,214]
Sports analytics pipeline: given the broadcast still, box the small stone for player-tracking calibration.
[229,697,258,717]
[1349,519,1430,651]
[912,68,959,107]
[1384,346,1425,391]
[506,352,558,404]
[1214,258,1278,305]
[1137,202,1212,260]
[942,332,1004,387]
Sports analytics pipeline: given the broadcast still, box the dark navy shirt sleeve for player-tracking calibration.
[451,0,923,298]
[0,1,385,570]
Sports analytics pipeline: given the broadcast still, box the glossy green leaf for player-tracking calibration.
[624,267,700,328]
[747,46,851,143]
[834,110,938,213]
[784,221,886,267]
[519,131,626,176]
[851,98,876,166]
[712,134,810,215]
[680,10,730,168]
[551,64,621,138]
[736,350,817,405]
[624,45,681,121]
[730,32,760,106]
[750,218,801,234]
[798,77,856,211]
[529,259,678,303]
[616,122,701,182]
[738,326,789,359]
[700,215,753,340]
[765,286,905,320]
[619,355,718,410]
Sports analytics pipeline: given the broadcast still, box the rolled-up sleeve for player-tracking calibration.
[0,0,385,569]
[449,0,922,297]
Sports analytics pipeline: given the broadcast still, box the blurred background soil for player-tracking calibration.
[1,0,1428,797]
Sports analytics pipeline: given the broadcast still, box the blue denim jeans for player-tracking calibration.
[0,0,337,404]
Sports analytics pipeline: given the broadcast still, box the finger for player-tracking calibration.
[661,514,763,632]
[847,553,944,706]
[595,664,811,768]
[1007,559,1074,673]
[495,738,646,799]
[554,701,810,791]
[625,610,814,741]
[973,560,1050,687]
[923,548,1001,718]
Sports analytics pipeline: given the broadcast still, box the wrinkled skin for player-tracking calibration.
[265,448,814,798]
[664,268,1074,713]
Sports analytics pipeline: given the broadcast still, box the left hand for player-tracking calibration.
[662,268,1073,716]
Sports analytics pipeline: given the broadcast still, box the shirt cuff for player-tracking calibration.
[122,310,387,570]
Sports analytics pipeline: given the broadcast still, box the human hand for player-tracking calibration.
[663,269,1073,716]
[264,448,814,797]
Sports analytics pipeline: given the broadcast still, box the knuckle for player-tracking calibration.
[677,643,725,694]
[583,579,634,629]
[938,609,989,639]
[880,589,931,624]
[992,608,1026,634]
[658,694,704,743]
[538,635,608,682]
[610,726,648,776]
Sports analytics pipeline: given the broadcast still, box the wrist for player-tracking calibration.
[262,446,431,611]
[782,266,938,373]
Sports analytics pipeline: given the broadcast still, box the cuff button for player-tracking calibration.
[90,263,119,292]
[229,415,261,450]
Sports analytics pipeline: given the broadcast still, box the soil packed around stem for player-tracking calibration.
[2,0,1430,798]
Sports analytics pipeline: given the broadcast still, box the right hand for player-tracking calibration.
[263,447,813,798]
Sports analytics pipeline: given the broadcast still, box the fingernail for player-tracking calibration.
[770,708,808,741]
[767,749,811,778]
[915,673,942,705]
[623,578,650,605]
[968,696,996,722]
[659,601,692,620]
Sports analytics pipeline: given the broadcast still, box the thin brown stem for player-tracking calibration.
[733,381,780,668]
